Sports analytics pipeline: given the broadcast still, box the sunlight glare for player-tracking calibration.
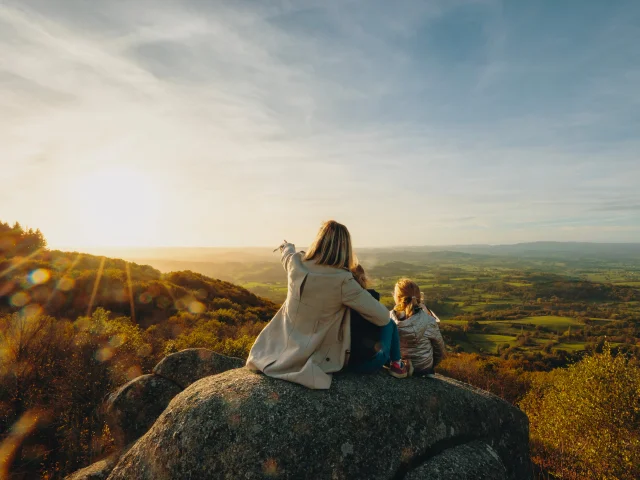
[71,167,162,246]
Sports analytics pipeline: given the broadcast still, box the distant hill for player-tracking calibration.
[0,249,278,328]
[66,242,640,295]
[434,242,640,261]
[78,242,640,265]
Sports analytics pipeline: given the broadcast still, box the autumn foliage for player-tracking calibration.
[520,348,640,480]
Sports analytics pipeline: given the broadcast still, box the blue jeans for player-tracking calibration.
[349,321,401,373]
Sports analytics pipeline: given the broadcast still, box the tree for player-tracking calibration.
[0,220,47,257]
[520,347,640,479]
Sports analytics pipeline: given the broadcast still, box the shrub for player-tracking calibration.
[520,348,640,480]
[438,353,531,405]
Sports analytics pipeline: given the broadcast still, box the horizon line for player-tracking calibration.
[51,240,640,251]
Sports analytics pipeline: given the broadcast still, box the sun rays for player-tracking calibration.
[86,257,106,317]
[125,261,136,325]
[0,247,46,279]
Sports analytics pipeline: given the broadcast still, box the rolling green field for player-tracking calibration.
[466,334,517,353]
[234,252,640,359]
[502,316,581,328]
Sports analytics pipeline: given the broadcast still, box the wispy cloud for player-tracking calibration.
[1,0,639,246]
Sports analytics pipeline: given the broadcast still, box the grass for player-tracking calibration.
[467,334,516,354]
[441,319,468,326]
[508,316,582,329]
[553,342,587,352]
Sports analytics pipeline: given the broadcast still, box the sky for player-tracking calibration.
[1,0,639,249]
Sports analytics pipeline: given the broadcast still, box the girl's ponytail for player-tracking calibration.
[393,278,421,318]
[401,295,419,318]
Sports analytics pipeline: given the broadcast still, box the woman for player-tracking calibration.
[246,220,390,389]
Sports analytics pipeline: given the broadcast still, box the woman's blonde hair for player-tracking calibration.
[393,278,421,318]
[304,220,357,270]
[351,264,367,288]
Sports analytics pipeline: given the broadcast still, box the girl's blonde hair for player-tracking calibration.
[351,264,367,288]
[393,278,421,318]
[304,220,357,270]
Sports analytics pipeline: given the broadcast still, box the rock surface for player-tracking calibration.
[405,441,507,480]
[107,369,531,480]
[105,374,182,447]
[153,348,244,389]
[64,454,119,480]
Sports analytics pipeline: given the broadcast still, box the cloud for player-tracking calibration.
[1,0,639,246]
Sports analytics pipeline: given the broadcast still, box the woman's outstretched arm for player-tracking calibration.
[341,276,390,326]
[279,242,296,271]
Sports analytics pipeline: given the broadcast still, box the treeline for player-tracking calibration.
[0,250,277,327]
[0,221,47,258]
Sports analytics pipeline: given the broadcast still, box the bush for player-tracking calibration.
[437,353,531,405]
[520,348,640,479]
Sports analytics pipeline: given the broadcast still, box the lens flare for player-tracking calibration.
[10,292,30,307]
[126,365,142,380]
[139,292,153,304]
[109,334,125,348]
[57,277,75,291]
[0,410,44,478]
[28,269,50,285]
[189,301,205,314]
[22,304,43,318]
[95,347,114,362]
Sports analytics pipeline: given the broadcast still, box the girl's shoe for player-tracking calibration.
[406,359,414,377]
[388,360,409,379]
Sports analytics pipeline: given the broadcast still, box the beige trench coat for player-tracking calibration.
[246,243,390,389]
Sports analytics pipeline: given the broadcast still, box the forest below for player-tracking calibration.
[1,221,639,479]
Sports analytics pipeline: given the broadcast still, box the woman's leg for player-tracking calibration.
[349,322,395,373]
[349,350,388,373]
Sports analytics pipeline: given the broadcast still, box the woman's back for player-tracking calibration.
[246,243,389,389]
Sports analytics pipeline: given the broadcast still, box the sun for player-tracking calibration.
[71,167,163,247]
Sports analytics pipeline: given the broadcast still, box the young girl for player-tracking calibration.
[391,278,446,376]
[349,265,411,378]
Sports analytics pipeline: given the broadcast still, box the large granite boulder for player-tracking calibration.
[153,348,245,389]
[105,374,182,447]
[107,369,531,480]
[105,349,244,448]
[67,349,246,480]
